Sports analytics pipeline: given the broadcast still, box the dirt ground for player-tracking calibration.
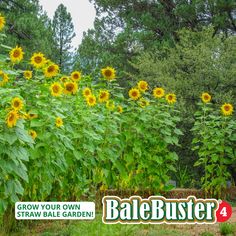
[178,207,236,236]
[229,207,236,223]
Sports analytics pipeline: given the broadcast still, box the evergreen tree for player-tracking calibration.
[52,4,75,73]
[0,0,55,60]
[76,0,236,75]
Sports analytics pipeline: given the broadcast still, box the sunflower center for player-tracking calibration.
[48,66,55,73]
[66,84,74,91]
[9,114,15,122]
[224,106,230,111]
[85,90,90,95]
[132,92,138,97]
[53,85,59,93]
[100,93,106,99]
[73,74,79,79]
[156,90,161,95]
[204,95,209,100]
[34,56,42,63]
[13,50,20,57]
[89,97,94,103]
[141,84,146,89]
[14,101,20,107]
[168,95,173,100]
[104,70,112,77]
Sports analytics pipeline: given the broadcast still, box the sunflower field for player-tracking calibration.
[0,10,235,222]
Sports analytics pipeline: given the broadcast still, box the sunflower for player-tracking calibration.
[138,98,150,108]
[23,112,38,120]
[128,88,141,101]
[137,81,148,92]
[55,117,63,127]
[166,93,176,104]
[82,87,92,98]
[30,52,46,68]
[60,76,69,83]
[153,87,165,98]
[0,71,9,86]
[29,130,37,140]
[11,97,24,111]
[117,105,123,113]
[221,103,233,116]
[6,110,19,128]
[28,113,38,120]
[71,71,81,82]
[101,67,116,80]
[106,100,115,111]
[64,81,78,95]
[98,90,110,103]
[9,46,24,63]
[201,92,211,103]
[86,95,96,107]
[44,64,59,78]
[24,70,32,80]
[50,82,63,97]
[0,15,5,31]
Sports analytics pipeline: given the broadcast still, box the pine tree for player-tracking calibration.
[77,0,236,75]
[52,4,75,73]
[0,0,55,60]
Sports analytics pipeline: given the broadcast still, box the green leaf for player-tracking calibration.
[14,180,24,195]
[114,161,128,179]
[15,127,34,144]
[11,147,29,161]
[174,128,183,136]
[12,163,28,182]
[30,119,45,127]
[1,132,17,145]
[1,44,11,49]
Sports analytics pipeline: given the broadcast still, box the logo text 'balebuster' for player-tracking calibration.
[102,196,219,224]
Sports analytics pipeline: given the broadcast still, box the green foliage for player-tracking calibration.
[75,17,139,84]
[0,25,182,215]
[174,165,193,188]
[133,28,236,182]
[0,0,55,60]
[134,28,236,104]
[192,102,236,198]
[119,99,182,192]
[220,223,235,236]
[52,4,76,73]
[77,0,236,77]
[91,0,236,38]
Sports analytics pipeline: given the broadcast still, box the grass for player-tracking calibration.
[1,214,192,236]
[200,232,214,236]
[1,213,236,236]
[219,223,236,236]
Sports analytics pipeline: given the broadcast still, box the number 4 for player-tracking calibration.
[220,207,227,217]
